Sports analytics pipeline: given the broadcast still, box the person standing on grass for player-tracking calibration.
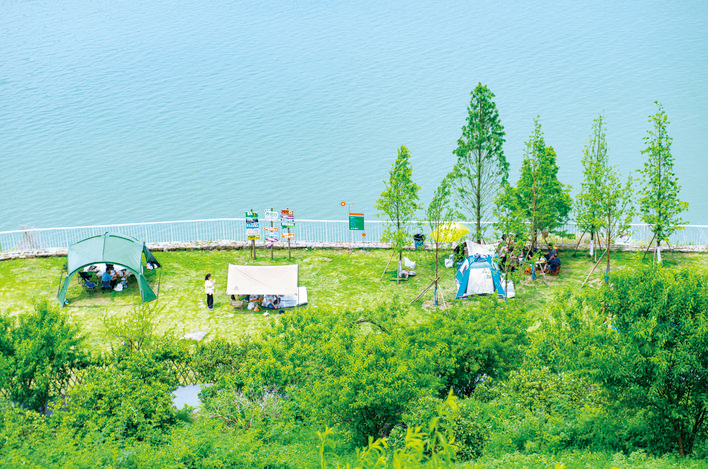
[204,273,215,310]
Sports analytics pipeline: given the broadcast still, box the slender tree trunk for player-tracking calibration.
[688,407,706,456]
[476,103,483,244]
[657,152,663,258]
[606,212,611,273]
[675,424,685,456]
[591,230,596,262]
[434,240,439,305]
[529,162,538,255]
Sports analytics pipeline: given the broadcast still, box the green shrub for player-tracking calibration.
[1,299,86,414]
[404,297,529,397]
[59,351,179,443]
[190,337,251,382]
[478,366,602,455]
[388,394,490,461]
[595,267,708,456]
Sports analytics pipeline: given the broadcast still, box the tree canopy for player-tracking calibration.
[596,267,708,456]
[2,299,86,414]
[376,145,421,268]
[510,117,572,251]
[576,113,634,270]
[638,102,688,253]
[449,83,508,243]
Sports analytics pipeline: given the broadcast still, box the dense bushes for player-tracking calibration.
[404,297,529,397]
[3,271,708,467]
[388,394,490,461]
[0,299,86,413]
[595,267,708,456]
[59,351,183,443]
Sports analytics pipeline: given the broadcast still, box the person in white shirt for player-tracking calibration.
[204,273,215,310]
[263,294,281,309]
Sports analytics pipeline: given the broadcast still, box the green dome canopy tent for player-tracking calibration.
[57,232,161,305]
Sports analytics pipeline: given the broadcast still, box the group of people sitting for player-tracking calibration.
[498,241,561,275]
[231,294,283,313]
[543,246,561,274]
[81,263,131,291]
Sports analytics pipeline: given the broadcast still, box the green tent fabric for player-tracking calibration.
[57,232,159,305]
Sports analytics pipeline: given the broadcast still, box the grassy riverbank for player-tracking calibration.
[2,245,707,350]
[3,246,708,467]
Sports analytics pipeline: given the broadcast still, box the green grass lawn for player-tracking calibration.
[2,245,707,351]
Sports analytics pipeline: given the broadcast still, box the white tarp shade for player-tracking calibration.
[226,264,299,296]
[465,240,496,256]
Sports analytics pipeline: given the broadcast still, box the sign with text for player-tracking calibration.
[265,226,279,246]
[246,212,259,240]
[245,212,259,227]
[282,232,295,239]
[280,209,295,228]
[264,210,279,222]
[349,213,365,231]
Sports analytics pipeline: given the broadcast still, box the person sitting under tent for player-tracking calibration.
[263,295,282,309]
[247,295,263,311]
[101,268,115,290]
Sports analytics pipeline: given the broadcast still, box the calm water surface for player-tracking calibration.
[1,0,706,231]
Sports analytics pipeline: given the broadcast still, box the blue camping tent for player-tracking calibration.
[455,254,515,299]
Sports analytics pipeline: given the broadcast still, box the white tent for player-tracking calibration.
[226,264,307,307]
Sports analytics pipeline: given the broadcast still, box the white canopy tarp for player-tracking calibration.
[465,240,496,256]
[226,264,299,296]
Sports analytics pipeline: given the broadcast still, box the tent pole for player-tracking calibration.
[56,267,66,296]
[156,271,162,300]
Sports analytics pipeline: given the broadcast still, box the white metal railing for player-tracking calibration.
[1,219,707,256]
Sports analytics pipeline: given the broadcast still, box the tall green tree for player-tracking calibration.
[425,175,461,305]
[449,83,508,243]
[493,182,529,296]
[598,170,634,275]
[376,145,421,273]
[577,114,635,272]
[638,102,688,259]
[514,117,572,252]
[596,267,708,456]
[576,113,608,258]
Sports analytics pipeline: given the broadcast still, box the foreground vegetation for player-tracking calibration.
[2,247,708,467]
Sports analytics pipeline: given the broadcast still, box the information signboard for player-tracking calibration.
[246,212,260,240]
[349,213,365,231]
[280,209,295,228]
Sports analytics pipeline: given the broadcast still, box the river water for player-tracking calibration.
[1,0,706,231]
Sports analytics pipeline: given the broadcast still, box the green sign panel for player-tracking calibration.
[349,213,364,231]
